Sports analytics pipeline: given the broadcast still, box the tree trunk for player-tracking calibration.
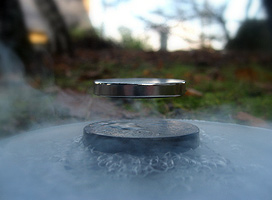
[263,0,272,32]
[0,0,33,63]
[34,0,74,56]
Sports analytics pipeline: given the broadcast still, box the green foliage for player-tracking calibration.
[118,26,151,50]
[70,27,105,40]
[70,28,91,39]
[70,27,115,49]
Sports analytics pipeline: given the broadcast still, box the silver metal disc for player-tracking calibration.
[83,119,199,154]
[94,78,186,98]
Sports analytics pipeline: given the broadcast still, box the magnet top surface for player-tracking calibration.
[94,78,186,98]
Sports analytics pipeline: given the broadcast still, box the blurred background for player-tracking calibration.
[0,0,272,137]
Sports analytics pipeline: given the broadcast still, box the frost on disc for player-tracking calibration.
[64,134,231,181]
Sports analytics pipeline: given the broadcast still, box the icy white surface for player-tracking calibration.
[0,121,272,200]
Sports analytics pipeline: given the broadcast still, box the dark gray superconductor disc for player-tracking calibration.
[83,119,199,154]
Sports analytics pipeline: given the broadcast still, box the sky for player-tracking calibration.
[89,0,266,51]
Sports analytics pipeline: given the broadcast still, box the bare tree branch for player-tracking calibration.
[246,0,253,19]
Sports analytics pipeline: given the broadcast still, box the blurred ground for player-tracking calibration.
[1,47,272,138]
[35,48,272,128]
